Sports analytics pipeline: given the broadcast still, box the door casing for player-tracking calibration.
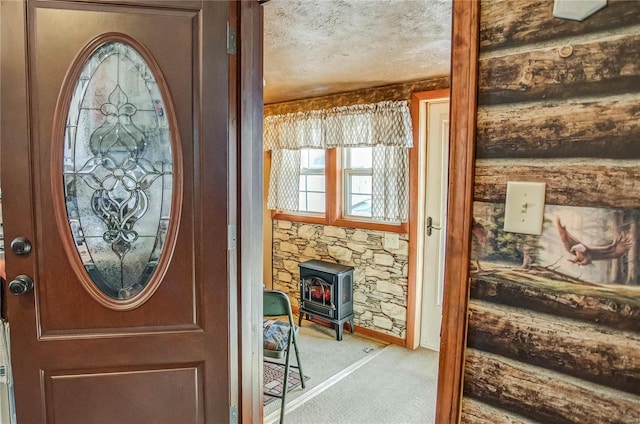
[435,1,480,422]
[420,99,450,351]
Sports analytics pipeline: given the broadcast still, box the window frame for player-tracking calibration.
[271,148,409,233]
[342,167,372,219]
[342,146,374,220]
[297,149,326,214]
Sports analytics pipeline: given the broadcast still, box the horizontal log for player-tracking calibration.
[470,269,640,332]
[461,398,537,424]
[480,0,640,52]
[467,300,640,394]
[478,33,640,105]
[264,76,449,113]
[474,163,640,208]
[477,96,640,159]
[464,349,640,424]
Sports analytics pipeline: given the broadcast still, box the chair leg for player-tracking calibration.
[291,330,305,389]
[279,330,294,424]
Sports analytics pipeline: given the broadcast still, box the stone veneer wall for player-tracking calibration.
[271,220,409,339]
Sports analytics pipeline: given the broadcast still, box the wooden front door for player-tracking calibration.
[1,1,241,422]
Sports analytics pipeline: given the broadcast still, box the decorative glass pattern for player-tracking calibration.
[63,41,173,300]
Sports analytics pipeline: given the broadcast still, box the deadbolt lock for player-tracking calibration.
[11,237,32,256]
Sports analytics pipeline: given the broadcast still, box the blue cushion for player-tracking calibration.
[263,319,293,351]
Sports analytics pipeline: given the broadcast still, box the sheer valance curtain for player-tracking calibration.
[264,100,412,221]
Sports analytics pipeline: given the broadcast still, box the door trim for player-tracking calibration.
[420,99,450,351]
[238,1,264,422]
[435,1,479,422]
[407,89,450,350]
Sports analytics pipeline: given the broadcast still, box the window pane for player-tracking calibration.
[299,192,307,211]
[307,193,325,213]
[307,149,325,169]
[299,149,325,213]
[346,147,372,169]
[350,175,372,195]
[299,174,325,213]
[63,40,173,301]
[306,175,325,192]
[349,195,371,217]
[300,149,310,169]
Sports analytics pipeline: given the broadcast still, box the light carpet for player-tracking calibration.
[263,320,387,419]
[264,321,439,424]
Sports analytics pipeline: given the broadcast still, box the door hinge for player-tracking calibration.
[227,22,237,55]
[230,404,238,424]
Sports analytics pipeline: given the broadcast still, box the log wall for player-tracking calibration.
[465,1,640,421]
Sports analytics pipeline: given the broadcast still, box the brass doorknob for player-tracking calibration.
[8,275,34,295]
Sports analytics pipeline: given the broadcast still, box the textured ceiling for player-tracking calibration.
[263,0,452,104]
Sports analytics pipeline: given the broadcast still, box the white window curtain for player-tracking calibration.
[324,102,413,149]
[264,100,412,221]
[267,149,301,213]
[264,109,325,151]
[371,145,409,222]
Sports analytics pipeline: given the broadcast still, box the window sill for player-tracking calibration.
[331,217,408,234]
[270,210,408,234]
[271,210,328,225]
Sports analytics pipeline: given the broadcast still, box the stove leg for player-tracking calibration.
[336,323,343,341]
[349,317,354,333]
[298,312,302,327]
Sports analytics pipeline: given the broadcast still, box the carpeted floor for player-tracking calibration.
[263,320,387,419]
[263,320,439,424]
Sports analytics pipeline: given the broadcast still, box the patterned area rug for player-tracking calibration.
[263,361,309,406]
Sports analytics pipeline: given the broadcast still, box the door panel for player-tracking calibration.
[35,3,197,335]
[45,365,200,424]
[1,1,238,422]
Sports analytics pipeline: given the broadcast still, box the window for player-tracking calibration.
[264,100,412,231]
[343,147,372,218]
[298,149,325,213]
[269,146,409,232]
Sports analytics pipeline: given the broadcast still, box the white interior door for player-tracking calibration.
[420,101,450,350]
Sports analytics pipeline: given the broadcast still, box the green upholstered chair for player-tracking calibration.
[263,290,305,424]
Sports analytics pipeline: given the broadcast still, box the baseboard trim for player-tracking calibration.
[292,306,406,347]
[351,325,405,347]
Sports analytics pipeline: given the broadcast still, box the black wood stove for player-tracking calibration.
[298,259,354,341]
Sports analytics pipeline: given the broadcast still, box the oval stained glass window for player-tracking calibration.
[62,40,173,301]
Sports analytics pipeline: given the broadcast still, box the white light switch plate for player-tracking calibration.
[503,182,546,235]
[384,233,399,249]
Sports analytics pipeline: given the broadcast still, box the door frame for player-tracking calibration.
[407,89,450,351]
[435,1,479,422]
[237,1,264,422]
[243,0,477,422]
[419,97,450,351]
[246,1,479,422]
